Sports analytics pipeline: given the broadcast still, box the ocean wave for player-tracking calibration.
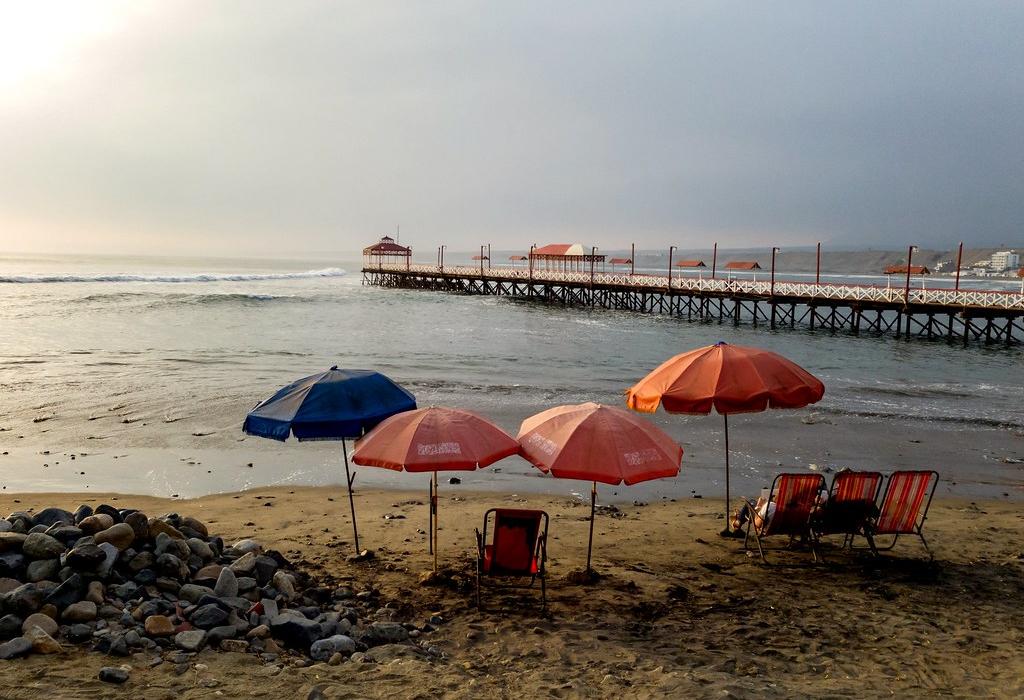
[817,405,1022,430]
[0,268,346,284]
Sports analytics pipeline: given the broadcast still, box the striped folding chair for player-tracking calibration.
[817,470,883,549]
[743,473,827,564]
[866,470,939,558]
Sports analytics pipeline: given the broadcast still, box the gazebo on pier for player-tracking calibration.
[529,243,606,272]
[363,236,412,268]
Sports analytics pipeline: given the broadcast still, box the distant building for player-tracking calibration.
[990,250,1019,272]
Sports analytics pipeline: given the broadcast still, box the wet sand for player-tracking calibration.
[0,486,1021,698]
[2,405,1023,501]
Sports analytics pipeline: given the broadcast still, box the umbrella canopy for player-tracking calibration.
[243,366,416,554]
[518,402,682,574]
[626,342,824,536]
[352,407,519,569]
[352,407,519,471]
[518,402,682,485]
[243,367,416,441]
[626,342,824,416]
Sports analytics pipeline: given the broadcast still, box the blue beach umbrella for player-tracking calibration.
[243,366,416,554]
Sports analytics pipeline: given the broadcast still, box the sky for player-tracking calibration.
[0,1,1022,256]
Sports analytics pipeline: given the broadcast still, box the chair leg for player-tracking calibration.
[752,529,768,564]
[919,532,933,560]
[475,561,482,609]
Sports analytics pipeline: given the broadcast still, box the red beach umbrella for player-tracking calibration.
[352,406,520,569]
[626,341,824,535]
[517,402,682,575]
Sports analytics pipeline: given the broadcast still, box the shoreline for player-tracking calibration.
[0,485,1021,698]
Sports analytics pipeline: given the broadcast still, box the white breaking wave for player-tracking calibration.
[0,267,347,284]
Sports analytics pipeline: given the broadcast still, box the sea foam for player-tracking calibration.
[0,268,346,284]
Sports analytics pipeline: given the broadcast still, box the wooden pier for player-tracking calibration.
[362,263,1024,347]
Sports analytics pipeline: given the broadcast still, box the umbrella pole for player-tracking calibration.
[342,439,361,554]
[721,414,732,537]
[427,477,433,556]
[432,471,439,572]
[586,481,597,576]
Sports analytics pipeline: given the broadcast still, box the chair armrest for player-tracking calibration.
[474,528,483,558]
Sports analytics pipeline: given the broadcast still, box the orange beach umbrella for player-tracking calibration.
[626,342,824,535]
[352,406,519,569]
[518,402,682,574]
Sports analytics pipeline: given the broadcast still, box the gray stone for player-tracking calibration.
[229,552,257,575]
[127,551,154,573]
[213,567,238,598]
[73,505,93,524]
[0,521,10,533]
[191,603,229,629]
[269,613,322,650]
[237,576,257,593]
[66,544,105,570]
[96,542,119,578]
[261,599,279,619]
[0,532,27,552]
[361,622,410,646]
[309,634,356,662]
[22,532,66,560]
[66,623,93,643]
[26,558,60,583]
[156,553,186,579]
[43,573,82,608]
[0,614,23,640]
[231,539,262,555]
[174,629,206,652]
[62,600,97,622]
[32,508,75,528]
[271,571,296,601]
[44,526,82,546]
[0,552,25,576]
[5,583,44,615]
[98,666,129,684]
[186,538,214,561]
[178,584,213,604]
[0,636,32,659]
[206,625,236,646]
[253,556,278,584]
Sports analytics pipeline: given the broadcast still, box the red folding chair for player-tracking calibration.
[816,470,883,549]
[865,470,939,558]
[743,473,826,563]
[475,508,548,610]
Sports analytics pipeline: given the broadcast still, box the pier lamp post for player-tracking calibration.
[770,247,781,296]
[815,242,821,287]
[487,243,491,269]
[590,246,597,288]
[630,243,635,276]
[904,245,918,304]
[711,242,718,280]
[954,241,963,292]
[668,246,676,289]
[480,245,485,275]
[440,245,446,273]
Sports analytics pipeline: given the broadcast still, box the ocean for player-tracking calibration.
[1,252,1022,503]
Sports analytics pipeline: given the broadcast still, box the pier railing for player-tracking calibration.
[369,263,1024,311]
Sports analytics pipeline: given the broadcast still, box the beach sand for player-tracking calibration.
[0,486,1021,698]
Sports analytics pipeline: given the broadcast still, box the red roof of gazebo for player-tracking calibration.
[608,257,632,265]
[363,236,411,256]
[724,261,761,270]
[675,260,706,268]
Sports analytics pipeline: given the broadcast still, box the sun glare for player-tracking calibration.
[0,1,136,94]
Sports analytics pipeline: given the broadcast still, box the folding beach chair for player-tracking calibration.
[475,508,548,610]
[864,470,939,558]
[743,473,827,564]
[816,470,883,549]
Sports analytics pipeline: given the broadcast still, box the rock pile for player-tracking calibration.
[0,504,441,677]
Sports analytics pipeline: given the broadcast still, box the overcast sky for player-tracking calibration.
[1,1,1022,256]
